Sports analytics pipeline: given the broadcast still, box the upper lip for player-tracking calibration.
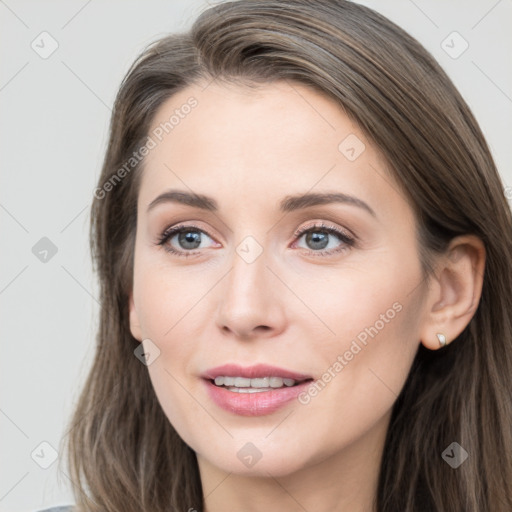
[202,363,313,381]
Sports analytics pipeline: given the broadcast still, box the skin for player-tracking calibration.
[129,80,485,512]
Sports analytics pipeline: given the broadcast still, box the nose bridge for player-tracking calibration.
[215,231,284,336]
[225,235,270,308]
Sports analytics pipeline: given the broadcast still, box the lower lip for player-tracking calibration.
[203,378,313,416]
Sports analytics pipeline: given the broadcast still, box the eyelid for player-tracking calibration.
[160,221,208,240]
[292,220,355,241]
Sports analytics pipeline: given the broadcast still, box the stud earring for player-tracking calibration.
[436,333,447,347]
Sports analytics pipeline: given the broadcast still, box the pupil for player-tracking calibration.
[179,231,201,249]
[307,231,328,250]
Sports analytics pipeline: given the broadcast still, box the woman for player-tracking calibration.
[44,0,512,510]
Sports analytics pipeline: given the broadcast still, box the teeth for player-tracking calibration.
[269,376,284,388]
[234,377,251,387]
[225,387,272,393]
[212,376,298,389]
[251,377,270,387]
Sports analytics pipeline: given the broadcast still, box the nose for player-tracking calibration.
[215,244,286,340]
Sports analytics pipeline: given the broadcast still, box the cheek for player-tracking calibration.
[131,259,204,420]
[133,254,204,339]
[290,249,422,412]
[144,362,209,454]
[291,260,418,356]
[133,261,208,441]
[285,296,420,471]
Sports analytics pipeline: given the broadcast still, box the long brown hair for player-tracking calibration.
[60,1,512,510]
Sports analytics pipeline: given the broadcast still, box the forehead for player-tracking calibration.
[138,80,405,221]
[148,79,352,144]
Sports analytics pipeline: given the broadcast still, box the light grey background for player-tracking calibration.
[1,1,510,511]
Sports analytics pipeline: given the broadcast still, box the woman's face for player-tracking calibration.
[129,80,429,477]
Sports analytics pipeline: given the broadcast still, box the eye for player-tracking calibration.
[155,221,356,258]
[292,222,355,257]
[156,223,218,258]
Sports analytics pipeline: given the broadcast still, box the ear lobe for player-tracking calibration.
[420,235,485,350]
[129,291,143,342]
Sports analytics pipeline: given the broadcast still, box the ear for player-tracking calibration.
[129,291,143,342]
[419,234,486,350]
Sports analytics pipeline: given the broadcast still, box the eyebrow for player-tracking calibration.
[147,189,376,217]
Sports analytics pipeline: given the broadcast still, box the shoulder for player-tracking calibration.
[35,507,75,512]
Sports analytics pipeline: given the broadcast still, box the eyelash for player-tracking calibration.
[155,222,356,258]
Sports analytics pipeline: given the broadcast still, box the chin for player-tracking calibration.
[209,452,309,478]
[192,433,320,478]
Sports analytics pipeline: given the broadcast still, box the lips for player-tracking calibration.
[201,363,314,416]
[201,363,313,381]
